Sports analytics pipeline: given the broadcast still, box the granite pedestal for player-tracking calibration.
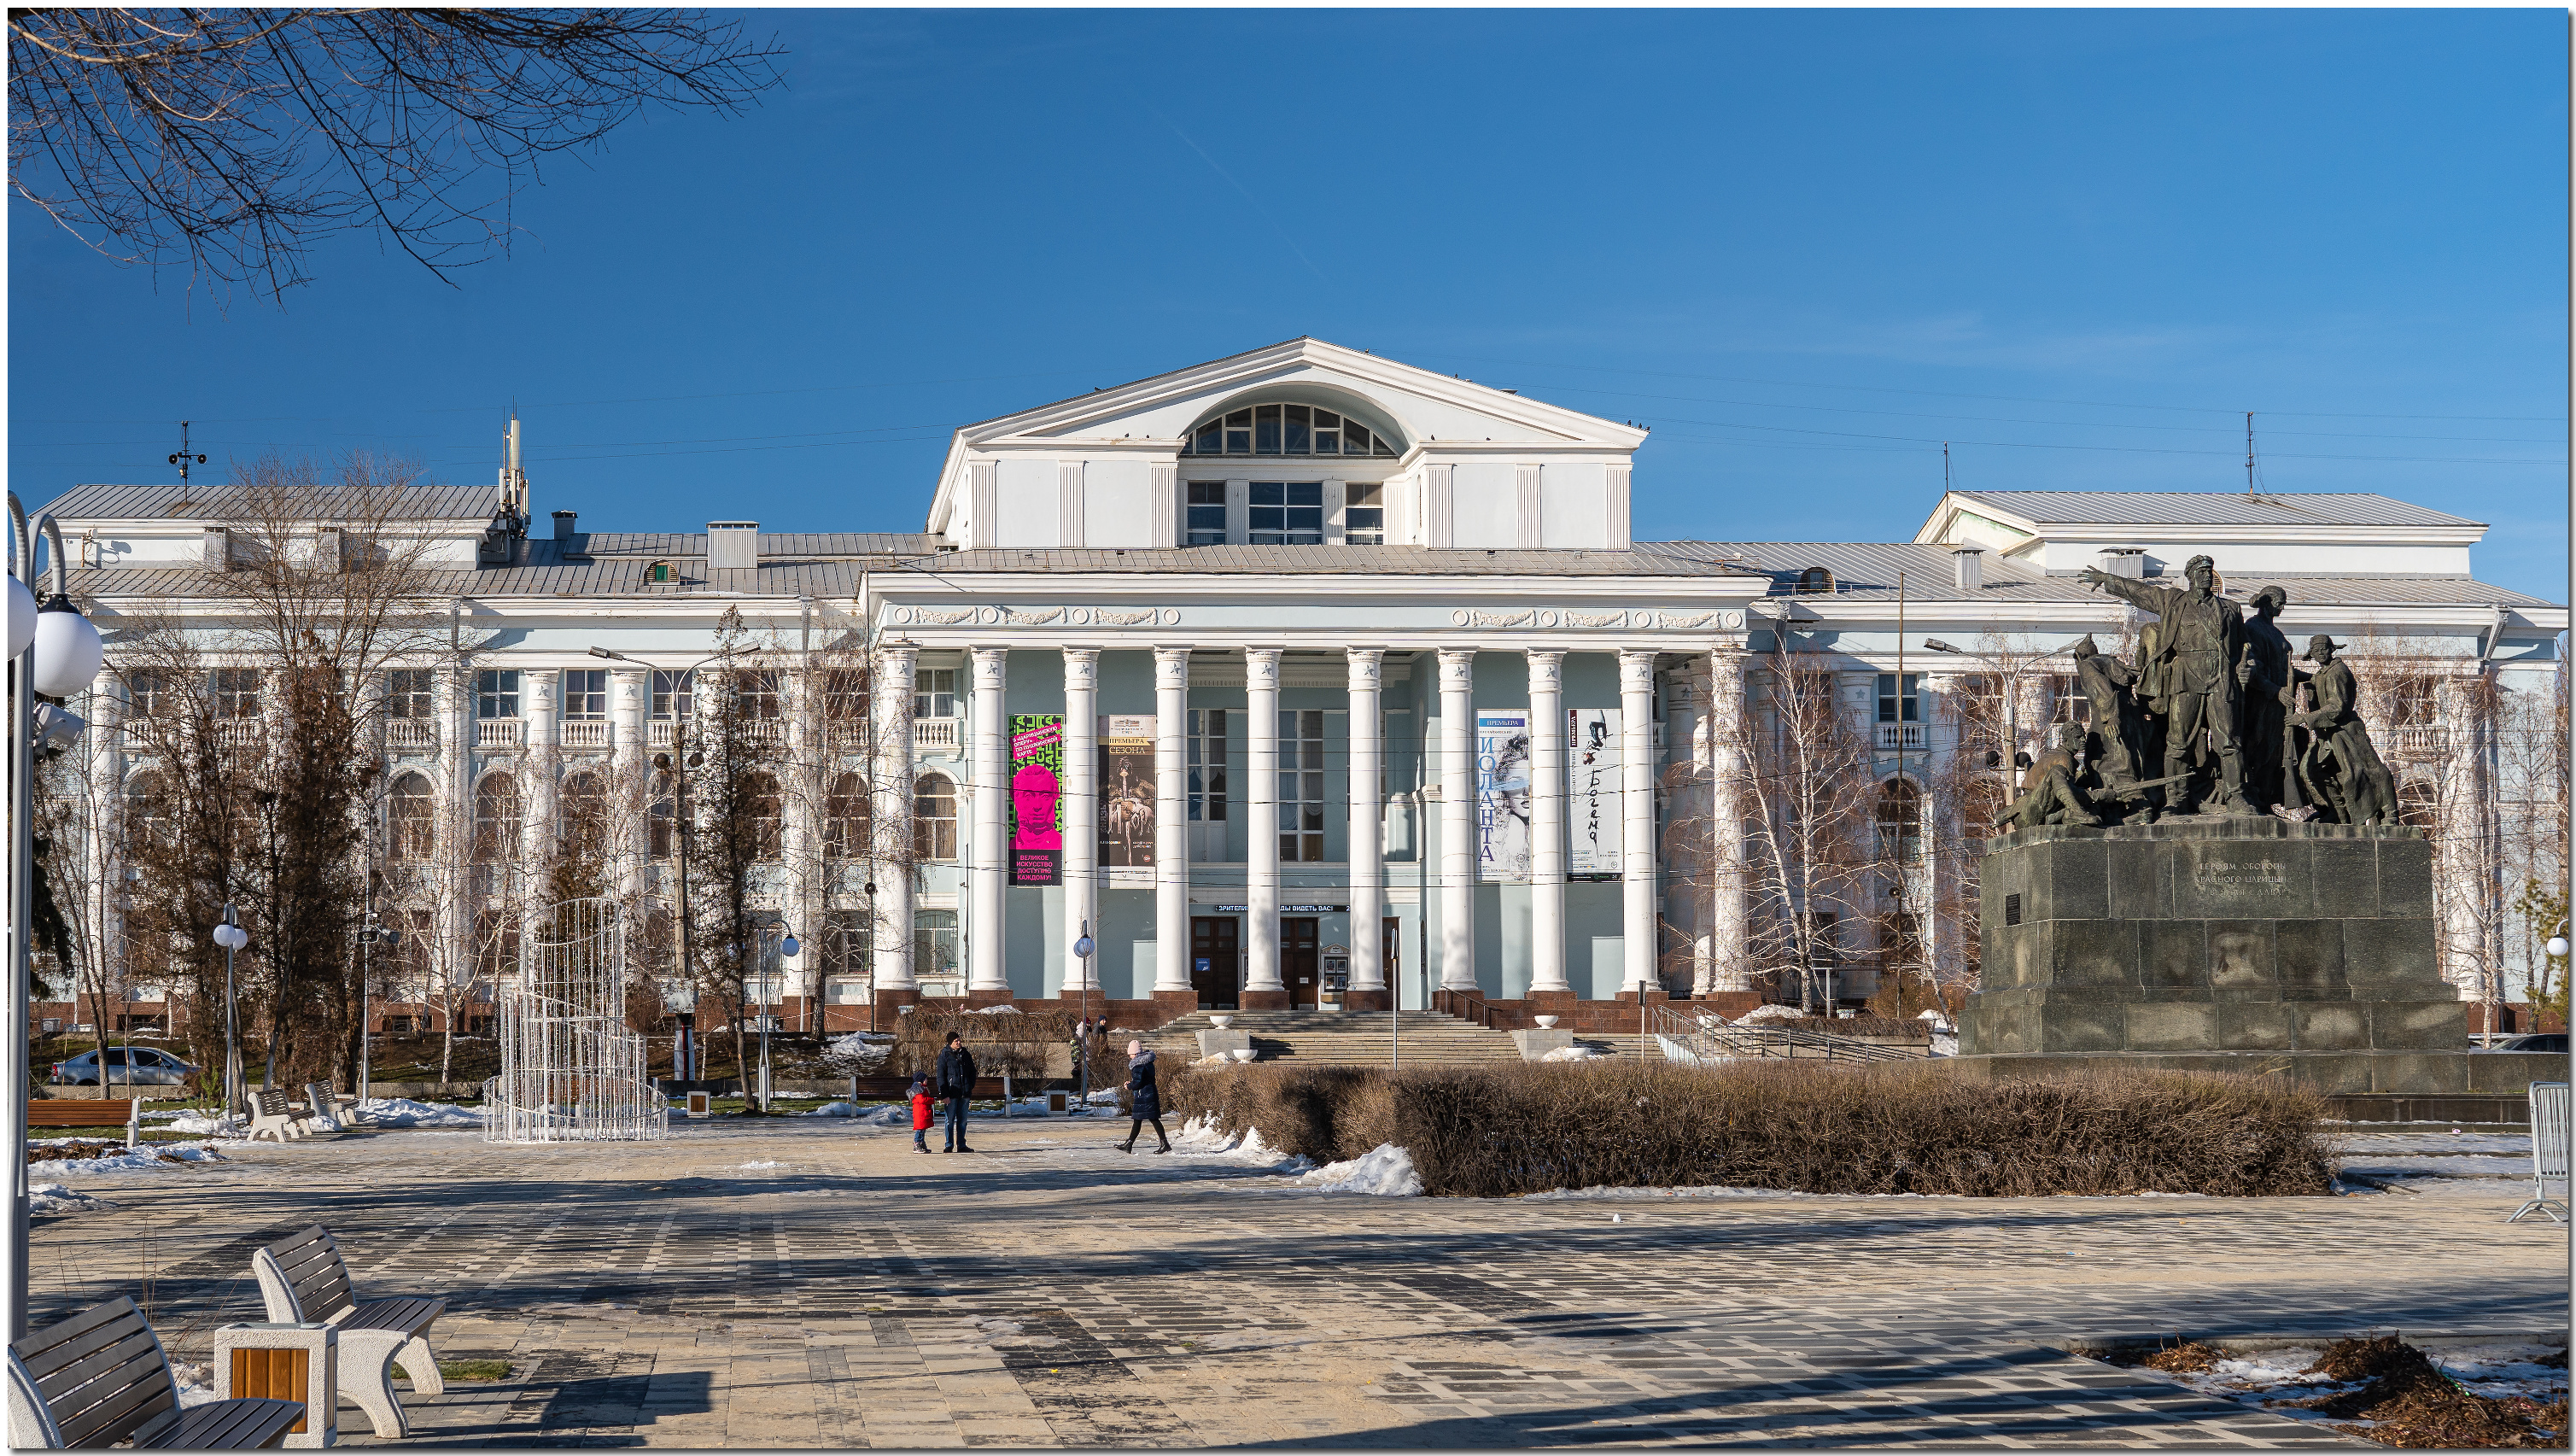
[1954,818,2568,1120]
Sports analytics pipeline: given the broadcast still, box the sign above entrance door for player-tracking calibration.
[1209,904,1348,914]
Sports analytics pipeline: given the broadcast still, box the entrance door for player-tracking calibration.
[1190,917,1241,1009]
[1282,918,1321,1009]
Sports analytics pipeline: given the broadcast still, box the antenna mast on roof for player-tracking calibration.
[2245,412,2258,497]
[1942,441,1952,491]
[498,410,529,522]
[166,422,207,483]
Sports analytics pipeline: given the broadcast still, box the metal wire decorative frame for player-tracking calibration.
[485,898,666,1143]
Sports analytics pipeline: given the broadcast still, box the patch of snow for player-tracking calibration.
[2335,1131,2531,1155]
[2336,1154,2531,1178]
[170,1361,220,1409]
[821,1032,896,1072]
[1295,1144,1422,1196]
[1738,1003,1806,1023]
[1160,1117,1315,1172]
[737,1161,782,1170]
[2136,1342,2569,1418]
[1191,1053,1235,1067]
[31,1141,225,1175]
[162,1112,239,1137]
[802,1101,909,1125]
[28,1183,116,1216]
[353,1097,484,1129]
[1543,1044,1610,1062]
[971,1004,1025,1015]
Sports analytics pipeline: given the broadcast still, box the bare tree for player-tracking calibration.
[677,609,788,1100]
[10,9,783,301]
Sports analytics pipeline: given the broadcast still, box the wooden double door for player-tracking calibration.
[1189,915,1323,1009]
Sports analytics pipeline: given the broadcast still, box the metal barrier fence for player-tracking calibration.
[2510,1081,2568,1225]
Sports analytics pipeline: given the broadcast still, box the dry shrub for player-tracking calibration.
[1168,1061,2331,1198]
[2289,1336,2569,1448]
[2141,1342,2226,1374]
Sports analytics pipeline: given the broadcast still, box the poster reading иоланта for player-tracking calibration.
[1476,710,1532,882]
[1009,714,1063,886]
[1568,708,1622,875]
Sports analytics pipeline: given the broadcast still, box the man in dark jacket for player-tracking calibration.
[933,1032,977,1153]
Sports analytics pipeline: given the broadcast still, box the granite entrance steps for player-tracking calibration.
[1139,1010,1539,1067]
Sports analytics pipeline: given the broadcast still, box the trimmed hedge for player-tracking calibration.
[1161,1059,2331,1199]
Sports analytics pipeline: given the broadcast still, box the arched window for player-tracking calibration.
[1875,778,1922,862]
[388,772,435,861]
[473,772,520,862]
[1182,401,1401,458]
[914,773,957,862]
[745,770,784,860]
[1795,565,1837,595]
[824,772,868,860]
[558,769,607,857]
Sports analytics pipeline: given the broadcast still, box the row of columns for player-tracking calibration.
[868,643,1697,1006]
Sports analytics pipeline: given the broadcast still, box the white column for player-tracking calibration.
[2435,674,2491,1000]
[520,668,558,925]
[871,646,917,994]
[967,646,1009,993]
[1154,647,1193,993]
[1436,646,1477,991]
[1244,647,1285,997]
[1346,648,1387,995]
[1706,640,1750,992]
[1619,648,1658,993]
[1527,650,1570,993]
[86,678,123,1004]
[439,664,473,997]
[781,670,821,1012]
[1062,647,1101,993]
[2013,671,2051,769]
[611,670,649,903]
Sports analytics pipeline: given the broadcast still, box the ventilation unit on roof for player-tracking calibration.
[2095,548,2147,580]
[1950,545,1983,591]
[707,522,758,571]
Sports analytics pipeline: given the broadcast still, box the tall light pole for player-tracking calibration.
[357,874,399,1104]
[591,646,721,1089]
[213,906,248,1114]
[10,493,106,1340]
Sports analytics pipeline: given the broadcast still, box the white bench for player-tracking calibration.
[2511,1080,2570,1225]
[300,1083,357,1132]
[251,1225,446,1439]
[7,1295,304,1449]
[246,1087,311,1143]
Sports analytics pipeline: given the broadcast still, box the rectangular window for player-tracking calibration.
[1283,404,1311,454]
[1224,408,1252,455]
[1314,411,1341,456]
[651,669,694,720]
[914,909,960,983]
[1278,709,1328,862]
[1189,708,1229,822]
[914,668,957,720]
[1875,672,1919,725]
[562,668,608,721]
[476,670,520,720]
[1187,481,1227,547]
[213,668,261,719]
[1344,482,1383,545]
[737,668,782,719]
[1249,482,1323,545]
[386,669,435,721]
[128,670,170,718]
[1254,403,1282,453]
[825,909,871,978]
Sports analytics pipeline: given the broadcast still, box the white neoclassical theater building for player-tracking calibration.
[38,339,2569,1037]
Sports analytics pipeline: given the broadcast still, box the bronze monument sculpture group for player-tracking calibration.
[1996,553,2398,831]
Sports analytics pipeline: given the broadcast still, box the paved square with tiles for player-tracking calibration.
[26,1115,2567,1448]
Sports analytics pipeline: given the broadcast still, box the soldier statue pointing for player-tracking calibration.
[2076,553,2255,816]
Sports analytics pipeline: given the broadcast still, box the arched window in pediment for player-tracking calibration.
[1183,402,1400,458]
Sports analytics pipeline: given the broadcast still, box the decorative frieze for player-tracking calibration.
[884,604,1179,629]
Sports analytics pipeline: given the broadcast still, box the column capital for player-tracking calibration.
[1526,648,1566,689]
[1153,646,1191,690]
[1436,646,1475,689]
[1617,647,1658,692]
[1707,633,1749,660]
[1345,646,1386,684]
[1060,645,1101,687]
[1244,646,1283,686]
[968,644,1008,680]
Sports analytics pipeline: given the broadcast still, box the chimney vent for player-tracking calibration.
[2097,547,2147,579]
[553,510,578,541]
[202,526,230,570]
[707,521,758,571]
[1950,545,1983,591]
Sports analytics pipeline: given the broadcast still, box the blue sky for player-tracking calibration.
[10,9,2567,597]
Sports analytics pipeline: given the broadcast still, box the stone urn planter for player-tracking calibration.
[1229,1048,1257,1063]
[1533,1015,1560,1029]
[1210,1015,1235,1029]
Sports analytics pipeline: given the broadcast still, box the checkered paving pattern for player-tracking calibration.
[26,1118,2564,1447]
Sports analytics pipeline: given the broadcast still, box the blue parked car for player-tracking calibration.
[49,1047,198,1086]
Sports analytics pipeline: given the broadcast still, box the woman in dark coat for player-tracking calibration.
[1116,1038,1171,1154]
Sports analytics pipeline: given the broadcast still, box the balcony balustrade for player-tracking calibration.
[385,719,439,753]
[913,716,962,754]
[474,717,524,750]
[2380,724,2447,760]
[1875,722,1925,751]
[559,719,612,750]
[647,720,677,748]
[213,719,263,751]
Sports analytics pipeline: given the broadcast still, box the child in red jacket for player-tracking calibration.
[908,1073,933,1153]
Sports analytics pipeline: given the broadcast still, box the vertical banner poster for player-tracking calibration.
[1098,715,1157,867]
[1476,711,1533,881]
[1568,709,1623,875]
[1009,714,1065,886]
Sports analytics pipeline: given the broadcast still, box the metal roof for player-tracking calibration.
[915,545,1764,577]
[1646,541,2561,609]
[1946,490,2485,530]
[34,482,498,523]
[575,530,943,558]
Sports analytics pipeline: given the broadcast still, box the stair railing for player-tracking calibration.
[1649,1004,1932,1065]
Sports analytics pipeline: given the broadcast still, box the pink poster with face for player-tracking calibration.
[1010,716,1063,885]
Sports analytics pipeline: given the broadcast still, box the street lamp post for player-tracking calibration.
[356,876,400,1107]
[590,646,722,1097]
[1072,921,1095,1110]
[214,906,248,1114]
[10,493,106,1340]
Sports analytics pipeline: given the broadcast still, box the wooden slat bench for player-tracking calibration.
[251,1226,445,1439]
[6,1295,302,1449]
[26,1101,141,1129]
[245,1088,310,1144]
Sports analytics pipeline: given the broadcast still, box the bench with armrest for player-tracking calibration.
[299,1083,359,1132]
[6,1295,304,1449]
[246,1087,311,1143]
[252,1225,445,1438]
